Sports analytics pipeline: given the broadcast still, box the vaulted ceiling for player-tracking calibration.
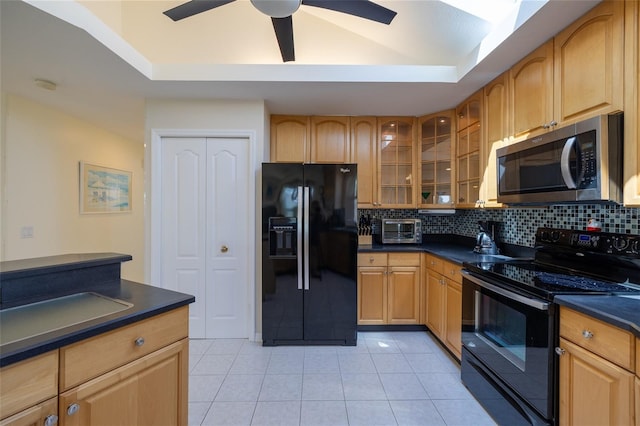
[1,0,601,140]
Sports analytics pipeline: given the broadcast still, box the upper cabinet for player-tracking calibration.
[510,0,624,141]
[624,0,640,206]
[351,117,379,208]
[481,72,509,208]
[270,115,310,163]
[310,116,351,163]
[378,117,417,208]
[456,91,482,208]
[418,111,455,208]
[553,0,624,125]
[509,41,555,140]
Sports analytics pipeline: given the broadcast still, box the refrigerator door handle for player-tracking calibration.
[303,186,310,290]
[297,185,303,291]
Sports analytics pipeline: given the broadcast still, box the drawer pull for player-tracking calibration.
[67,403,80,416]
[135,337,146,347]
[582,330,594,339]
[369,257,374,263]
[44,414,59,426]
[555,347,566,356]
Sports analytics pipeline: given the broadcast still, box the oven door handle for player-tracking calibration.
[462,271,549,311]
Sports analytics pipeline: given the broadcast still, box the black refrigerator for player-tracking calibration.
[262,163,358,346]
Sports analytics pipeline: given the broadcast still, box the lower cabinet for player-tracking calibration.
[557,307,635,426]
[357,252,420,325]
[0,397,58,426]
[59,340,188,426]
[424,254,462,359]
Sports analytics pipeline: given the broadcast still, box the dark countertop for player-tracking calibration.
[0,279,194,367]
[554,295,640,337]
[0,252,132,280]
[358,236,534,265]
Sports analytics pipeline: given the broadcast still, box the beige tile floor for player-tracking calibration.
[188,331,496,426]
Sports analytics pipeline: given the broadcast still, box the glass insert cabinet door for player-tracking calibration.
[419,111,454,207]
[456,94,481,206]
[379,117,416,207]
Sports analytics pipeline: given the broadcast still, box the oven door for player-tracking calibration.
[461,271,556,421]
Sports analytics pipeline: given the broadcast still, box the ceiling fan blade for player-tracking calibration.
[271,16,295,62]
[163,0,236,21]
[301,0,396,24]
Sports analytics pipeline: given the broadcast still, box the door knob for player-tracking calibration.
[221,245,229,253]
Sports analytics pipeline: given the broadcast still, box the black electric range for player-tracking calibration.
[460,227,640,426]
[464,227,640,301]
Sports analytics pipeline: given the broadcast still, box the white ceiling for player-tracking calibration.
[1,0,601,141]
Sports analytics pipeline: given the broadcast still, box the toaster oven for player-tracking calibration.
[377,218,422,244]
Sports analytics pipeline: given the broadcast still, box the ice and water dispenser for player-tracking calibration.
[268,217,297,258]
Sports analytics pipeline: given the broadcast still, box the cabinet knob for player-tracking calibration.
[542,123,550,129]
[555,347,566,356]
[44,414,59,426]
[221,245,229,253]
[550,120,558,127]
[369,257,375,263]
[135,337,146,346]
[67,403,80,416]
[582,330,594,339]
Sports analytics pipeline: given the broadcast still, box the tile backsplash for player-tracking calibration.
[359,204,640,248]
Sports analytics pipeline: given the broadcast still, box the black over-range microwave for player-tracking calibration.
[496,112,623,204]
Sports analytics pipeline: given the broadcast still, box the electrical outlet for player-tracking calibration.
[20,226,34,238]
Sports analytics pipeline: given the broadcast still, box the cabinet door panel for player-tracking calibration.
[388,266,420,324]
[558,338,634,426]
[270,115,310,163]
[352,117,378,207]
[510,41,554,139]
[554,0,623,124]
[311,116,350,163]
[426,270,445,338]
[357,267,387,324]
[445,281,462,360]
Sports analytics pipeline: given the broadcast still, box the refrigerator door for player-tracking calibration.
[262,163,304,344]
[302,164,358,345]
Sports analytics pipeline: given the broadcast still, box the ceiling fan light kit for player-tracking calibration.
[163,0,397,62]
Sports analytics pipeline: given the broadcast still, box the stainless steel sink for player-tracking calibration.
[0,292,133,346]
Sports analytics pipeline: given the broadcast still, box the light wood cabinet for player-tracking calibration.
[424,254,462,359]
[351,116,379,208]
[378,117,417,208]
[624,0,640,207]
[418,111,455,208]
[310,116,351,163]
[0,351,58,422]
[553,0,624,125]
[480,72,509,208]
[59,339,188,426]
[509,41,555,140]
[357,252,420,325]
[510,0,624,142]
[558,306,636,426]
[270,115,310,163]
[0,397,57,426]
[456,91,482,208]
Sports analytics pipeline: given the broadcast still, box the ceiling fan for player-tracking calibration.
[163,0,397,62]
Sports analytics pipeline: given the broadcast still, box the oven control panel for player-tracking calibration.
[536,227,640,257]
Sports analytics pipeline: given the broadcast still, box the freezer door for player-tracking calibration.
[262,163,304,344]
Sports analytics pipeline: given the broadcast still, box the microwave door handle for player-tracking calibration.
[560,136,577,189]
[297,185,303,291]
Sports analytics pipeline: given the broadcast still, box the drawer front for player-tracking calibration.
[388,253,420,266]
[425,255,444,275]
[358,253,387,267]
[60,306,188,391]
[0,351,58,419]
[442,260,462,283]
[560,307,634,371]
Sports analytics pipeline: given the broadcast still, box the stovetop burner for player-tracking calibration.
[463,227,640,301]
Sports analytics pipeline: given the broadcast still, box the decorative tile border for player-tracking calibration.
[359,205,640,248]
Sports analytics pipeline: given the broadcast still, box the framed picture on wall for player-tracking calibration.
[80,162,132,214]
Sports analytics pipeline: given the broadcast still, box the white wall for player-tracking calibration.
[144,98,267,337]
[2,94,145,281]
